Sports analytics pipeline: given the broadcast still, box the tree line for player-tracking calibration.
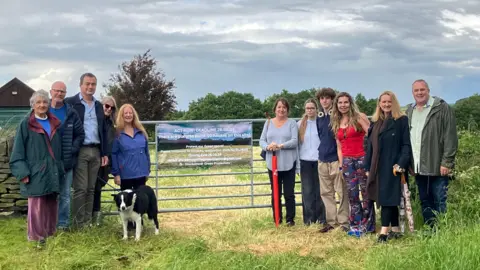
[104,50,479,135]
[168,90,377,119]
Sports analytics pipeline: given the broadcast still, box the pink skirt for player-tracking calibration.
[27,194,58,241]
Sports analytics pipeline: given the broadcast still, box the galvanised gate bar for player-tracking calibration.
[102,118,310,214]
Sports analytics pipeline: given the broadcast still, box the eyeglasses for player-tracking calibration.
[104,104,115,110]
[52,89,66,94]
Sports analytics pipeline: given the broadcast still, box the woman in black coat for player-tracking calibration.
[92,96,117,226]
[365,91,411,243]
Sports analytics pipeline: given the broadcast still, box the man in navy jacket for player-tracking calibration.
[49,81,85,230]
[64,73,109,228]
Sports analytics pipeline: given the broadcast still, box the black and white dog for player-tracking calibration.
[112,185,159,241]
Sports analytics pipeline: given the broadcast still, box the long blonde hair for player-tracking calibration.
[298,98,318,143]
[330,92,362,134]
[115,104,148,139]
[371,91,405,122]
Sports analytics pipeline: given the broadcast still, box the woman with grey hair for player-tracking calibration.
[10,89,64,248]
[92,96,117,225]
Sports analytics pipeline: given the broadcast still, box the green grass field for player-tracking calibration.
[1,131,479,269]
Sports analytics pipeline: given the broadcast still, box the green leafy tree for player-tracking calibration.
[183,91,264,120]
[263,88,318,118]
[355,93,377,116]
[103,49,177,122]
[453,94,480,131]
[183,91,265,139]
[165,110,186,120]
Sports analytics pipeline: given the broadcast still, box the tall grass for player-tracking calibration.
[0,131,479,269]
[365,224,480,270]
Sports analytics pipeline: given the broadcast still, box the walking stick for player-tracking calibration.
[394,168,415,232]
[399,193,406,233]
[272,151,280,227]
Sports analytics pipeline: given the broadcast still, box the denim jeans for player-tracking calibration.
[57,169,73,228]
[415,175,449,227]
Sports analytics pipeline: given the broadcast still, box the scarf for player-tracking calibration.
[367,116,389,201]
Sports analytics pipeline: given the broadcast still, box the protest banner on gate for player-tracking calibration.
[156,121,252,168]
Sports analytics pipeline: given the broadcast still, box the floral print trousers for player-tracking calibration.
[342,156,376,233]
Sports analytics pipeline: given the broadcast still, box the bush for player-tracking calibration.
[441,131,480,227]
[454,131,480,172]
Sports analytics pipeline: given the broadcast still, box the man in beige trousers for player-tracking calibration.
[315,88,349,233]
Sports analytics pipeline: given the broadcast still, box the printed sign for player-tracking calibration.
[156,122,252,168]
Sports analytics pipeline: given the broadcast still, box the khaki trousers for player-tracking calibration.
[318,160,349,226]
[71,146,101,227]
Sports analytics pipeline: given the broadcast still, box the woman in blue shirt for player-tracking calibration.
[259,98,299,226]
[111,104,151,190]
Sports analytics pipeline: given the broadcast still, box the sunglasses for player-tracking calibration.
[104,104,115,110]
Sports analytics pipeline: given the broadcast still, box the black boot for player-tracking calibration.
[387,231,403,240]
[377,234,388,243]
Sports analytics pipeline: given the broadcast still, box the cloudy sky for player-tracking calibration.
[0,0,479,111]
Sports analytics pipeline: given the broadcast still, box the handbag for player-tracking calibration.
[260,118,271,160]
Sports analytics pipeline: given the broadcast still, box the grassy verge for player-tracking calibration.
[0,215,338,270]
[365,224,480,270]
[0,131,479,269]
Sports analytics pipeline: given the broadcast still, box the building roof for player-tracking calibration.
[0,77,36,107]
[0,77,36,96]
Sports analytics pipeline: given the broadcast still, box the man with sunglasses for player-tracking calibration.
[49,81,85,230]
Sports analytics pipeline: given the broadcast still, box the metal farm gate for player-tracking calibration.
[102,118,306,215]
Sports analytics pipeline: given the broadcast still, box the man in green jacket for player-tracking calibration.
[406,79,458,228]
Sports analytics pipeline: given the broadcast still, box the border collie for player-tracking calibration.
[112,185,159,241]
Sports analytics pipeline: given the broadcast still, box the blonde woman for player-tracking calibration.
[365,91,411,242]
[111,104,150,190]
[331,92,375,236]
[297,98,326,226]
[92,96,117,225]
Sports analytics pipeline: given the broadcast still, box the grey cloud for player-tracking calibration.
[1,0,479,109]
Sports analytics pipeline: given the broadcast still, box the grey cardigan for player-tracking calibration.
[259,118,299,171]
